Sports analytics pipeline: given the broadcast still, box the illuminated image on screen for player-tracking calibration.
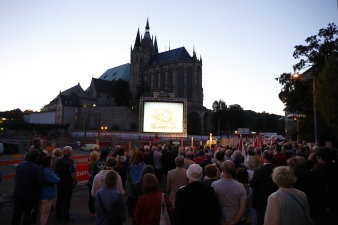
[143,102,183,133]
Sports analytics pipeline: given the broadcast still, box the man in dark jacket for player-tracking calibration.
[161,145,177,175]
[250,150,278,225]
[92,149,109,178]
[11,149,41,225]
[175,164,222,225]
[308,147,338,225]
[54,146,77,222]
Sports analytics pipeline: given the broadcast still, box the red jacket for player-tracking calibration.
[132,190,173,225]
[273,152,287,166]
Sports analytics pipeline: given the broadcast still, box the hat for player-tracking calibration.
[186,164,202,182]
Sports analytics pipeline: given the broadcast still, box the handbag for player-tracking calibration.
[97,192,123,225]
[280,190,314,225]
[160,193,171,225]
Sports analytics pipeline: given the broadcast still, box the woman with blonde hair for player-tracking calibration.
[264,166,313,225]
[51,148,63,170]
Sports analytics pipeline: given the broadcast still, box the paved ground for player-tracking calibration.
[0,185,133,225]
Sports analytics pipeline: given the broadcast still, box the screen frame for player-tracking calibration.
[139,96,187,136]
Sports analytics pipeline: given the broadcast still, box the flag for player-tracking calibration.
[253,135,258,148]
[271,136,275,145]
[238,135,244,151]
[238,135,248,166]
[258,133,263,148]
[263,136,267,145]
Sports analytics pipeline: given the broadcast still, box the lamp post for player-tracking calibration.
[287,113,305,143]
[292,73,319,145]
[84,103,96,139]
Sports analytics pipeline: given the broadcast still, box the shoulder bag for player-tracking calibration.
[160,193,171,225]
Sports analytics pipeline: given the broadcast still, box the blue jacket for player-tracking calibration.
[130,163,146,183]
[40,167,60,200]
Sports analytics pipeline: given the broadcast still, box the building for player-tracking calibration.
[38,19,210,134]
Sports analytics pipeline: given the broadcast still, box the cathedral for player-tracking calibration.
[40,19,210,134]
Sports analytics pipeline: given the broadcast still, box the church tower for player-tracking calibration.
[130,18,155,98]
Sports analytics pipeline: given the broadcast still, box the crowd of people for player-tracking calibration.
[10,137,338,225]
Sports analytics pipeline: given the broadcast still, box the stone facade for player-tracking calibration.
[129,19,203,109]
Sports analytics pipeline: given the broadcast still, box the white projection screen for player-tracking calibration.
[143,101,184,133]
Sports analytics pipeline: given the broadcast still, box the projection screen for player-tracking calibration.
[143,101,184,133]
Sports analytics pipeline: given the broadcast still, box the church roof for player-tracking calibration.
[91,78,113,95]
[59,93,81,107]
[99,63,130,81]
[60,83,86,97]
[149,47,192,66]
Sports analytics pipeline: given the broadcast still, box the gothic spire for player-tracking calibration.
[146,18,150,31]
[193,46,196,58]
[144,18,151,39]
[154,36,158,54]
[133,28,141,49]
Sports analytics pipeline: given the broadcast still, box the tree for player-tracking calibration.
[276,23,338,143]
[211,100,245,135]
[276,72,313,115]
[211,99,228,135]
[4,108,24,121]
[293,23,338,73]
[315,55,338,138]
[187,112,201,135]
[227,104,244,130]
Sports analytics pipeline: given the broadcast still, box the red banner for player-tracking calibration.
[75,162,89,182]
[2,162,89,181]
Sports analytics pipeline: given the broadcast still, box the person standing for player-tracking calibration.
[213,151,225,178]
[250,150,278,225]
[167,155,189,206]
[130,151,146,183]
[199,152,212,169]
[264,166,313,225]
[272,144,286,166]
[153,145,164,184]
[307,147,338,225]
[183,151,195,169]
[54,146,77,222]
[200,164,219,187]
[94,170,126,225]
[133,173,173,225]
[212,161,247,225]
[11,149,41,225]
[91,157,124,196]
[92,149,109,178]
[39,155,60,225]
[175,164,222,225]
[87,149,99,218]
[127,165,155,217]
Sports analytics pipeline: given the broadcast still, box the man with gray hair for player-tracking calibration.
[167,155,189,206]
[183,151,195,169]
[212,161,247,225]
[54,146,77,222]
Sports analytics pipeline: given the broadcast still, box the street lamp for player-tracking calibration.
[292,72,319,145]
[292,72,300,79]
[287,113,305,143]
